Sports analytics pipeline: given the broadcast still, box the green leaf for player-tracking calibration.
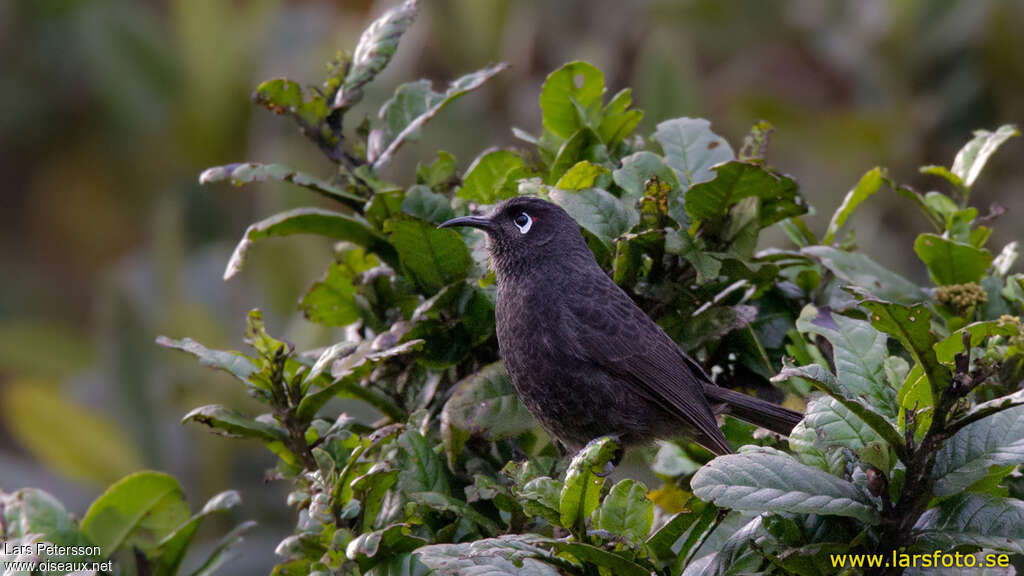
[396,428,450,496]
[914,233,993,285]
[225,207,395,280]
[155,336,258,385]
[559,436,620,532]
[346,524,428,572]
[519,477,563,525]
[405,535,563,576]
[0,488,84,548]
[914,493,1024,554]
[691,447,879,523]
[598,88,643,146]
[401,185,454,225]
[540,61,605,139]
[549,540,651,576]
[801,246,929,304]
[594,479,653,546]
[386,216,472,295]
[932,405,1024,496]
[416,150,457,189]
[253,78,329,134]
[861,300,950,398]
[951,124,1020,188]
[181,404,286,442]
[555,160,609,191]
[2,381,144,487]
[190,520,257,576]
[296,340,422,421]
[646,505,719,567]
[933,320,1020,365]
[335,0,418,109]
[154,491,241,576]
[651,440,701,478]
[801,394,883,453]
[793,305,896,417]
[773,363,903,454]
[653,118,734,188]
[81,471,191,557]
[920,165,965,190]
[822,167,885,244]
[374,63,508,169]
[665,231,721,284]
[198,162,363,207]
[407,492,501,536]
[301,249,380,327]
[457,150,527,203]
[685,161,806,227]
[549,128,607,182]
[440,362,536,467]
[549,187,639,248]
[613,151,681,198]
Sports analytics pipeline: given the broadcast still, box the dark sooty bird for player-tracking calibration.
[439,196,802,455]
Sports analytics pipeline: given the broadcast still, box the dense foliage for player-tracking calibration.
[5,1,1022,574]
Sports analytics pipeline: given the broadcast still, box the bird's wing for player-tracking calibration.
[559,272,731,454]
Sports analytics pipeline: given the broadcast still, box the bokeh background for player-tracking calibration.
[3,0,1023,571]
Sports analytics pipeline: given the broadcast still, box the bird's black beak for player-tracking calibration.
[438,215,494,232]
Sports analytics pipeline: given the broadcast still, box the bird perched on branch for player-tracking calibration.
[439,196,801,456]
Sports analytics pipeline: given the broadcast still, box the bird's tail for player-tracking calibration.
[705,386,803,436]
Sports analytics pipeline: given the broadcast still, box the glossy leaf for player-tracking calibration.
[386,217,472,295]
[685,161,805,227]
[181,405,286,442]
[373,63,507,169]
[457,150,527,203]
[336,0,419,109]
[154,491,242,576]
[559,436,620,532]
[932,405,1024,496]
[822,167,885,244]
[440,362,535,467]
[199,162,363,207]
[540,61,605,139]
[594,479,654,545]
[951,124,1020,188]
[914,233,993,286]
[225,208,395,280]
[691,447,879,523]
[915,493,1024,554]
[802,246,928,304]
[81,471,191,557]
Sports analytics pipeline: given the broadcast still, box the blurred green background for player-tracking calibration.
[2,0,1022,572]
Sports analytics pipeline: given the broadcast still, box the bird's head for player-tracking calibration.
[438,196,589,276]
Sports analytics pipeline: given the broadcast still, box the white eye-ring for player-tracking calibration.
[513,212,533,234]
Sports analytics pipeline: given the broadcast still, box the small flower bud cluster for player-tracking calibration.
[936,282,988,311]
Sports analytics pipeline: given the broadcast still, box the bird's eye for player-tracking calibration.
[513,212,533,234]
